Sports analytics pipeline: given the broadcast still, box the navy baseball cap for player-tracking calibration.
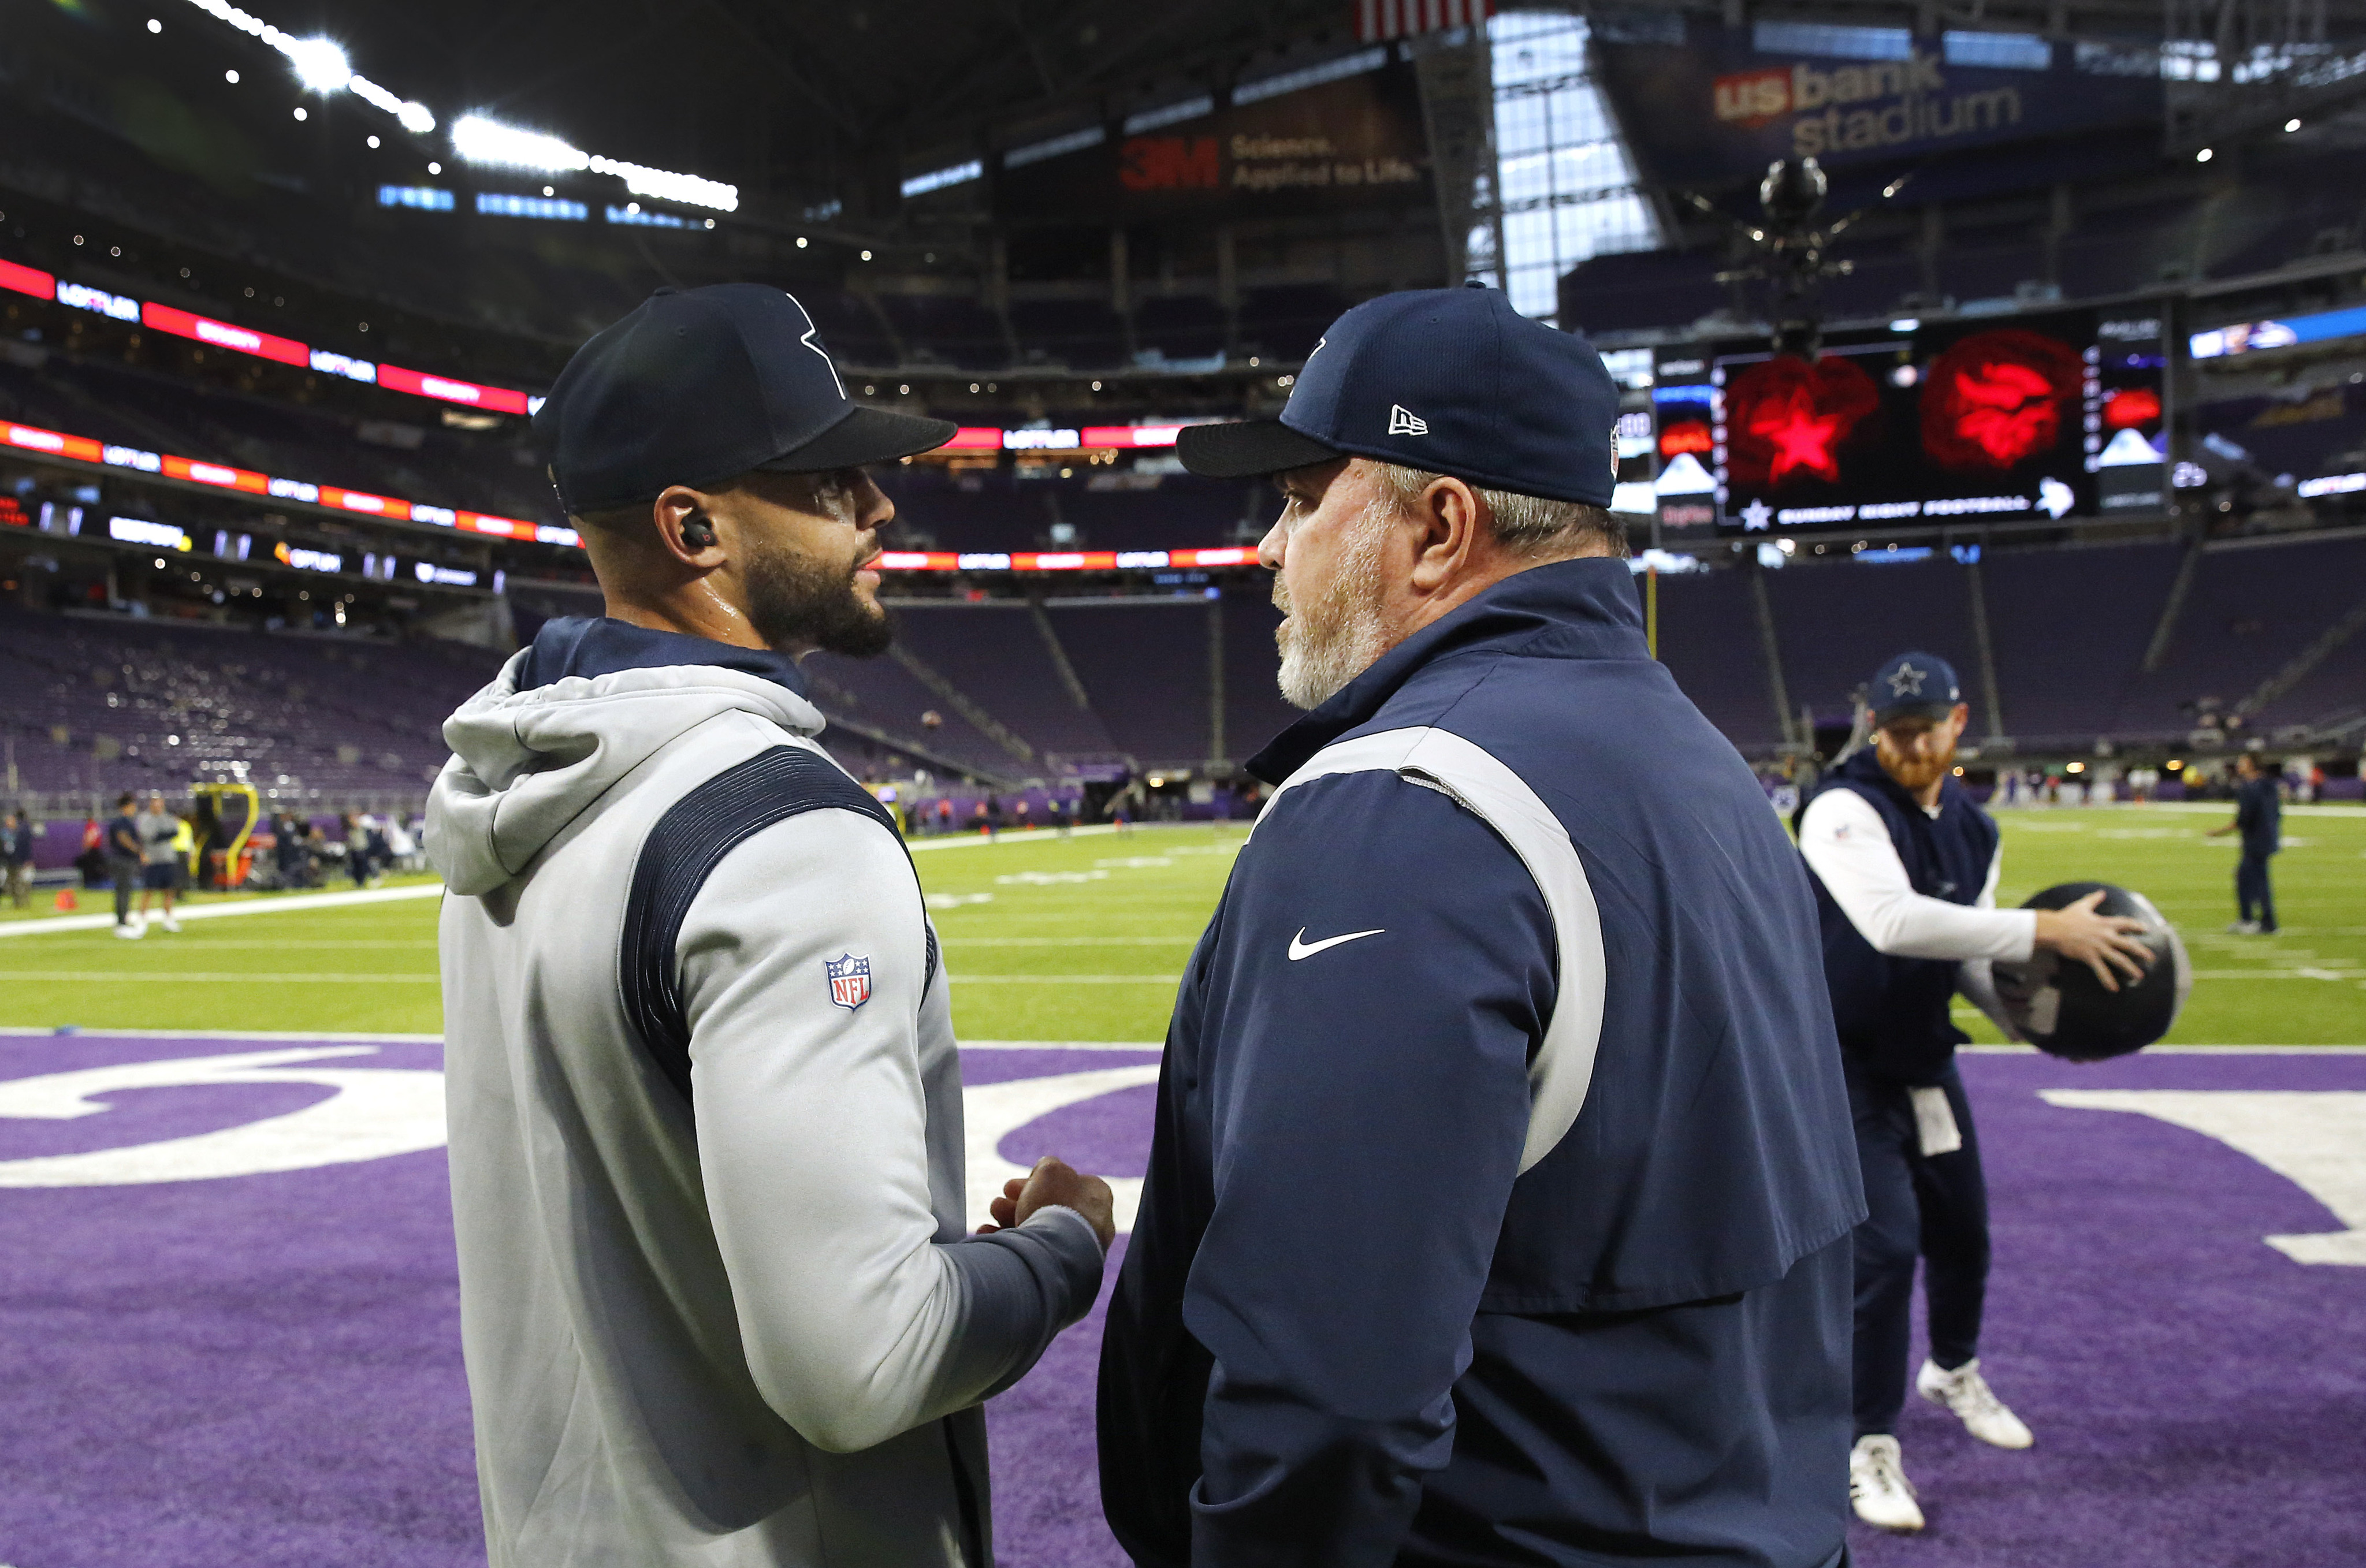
[534,283,956,513]
[1176,284,1621,505]
[1869,652,1964,722]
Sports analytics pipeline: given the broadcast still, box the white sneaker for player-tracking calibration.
[2227,920,2263,935]
[1918,1357,2034,1448]
[1849,1435,1924,1532]
[113,919,145,940]
[159,913,182,934]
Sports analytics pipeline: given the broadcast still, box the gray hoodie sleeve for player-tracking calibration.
[679,807,1103,1454]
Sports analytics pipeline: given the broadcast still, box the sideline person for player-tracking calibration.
[1099,284,1865,1568]
[1795,654,2154,1531]
[429,284,1113,1568]
[2207,751,2281,933]
[133,792,183,934]
[105,794,144,938]
[2,810,34,910]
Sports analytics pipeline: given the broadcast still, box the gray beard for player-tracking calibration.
[1274,502,1393,711]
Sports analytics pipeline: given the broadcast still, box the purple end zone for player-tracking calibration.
[0,1038,2359,1568]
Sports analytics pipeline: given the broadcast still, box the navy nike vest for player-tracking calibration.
[1805,750,1999,1085]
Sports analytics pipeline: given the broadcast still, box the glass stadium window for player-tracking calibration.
[1942,31,2053,70]
[1750,21,1912,60]
[1487,12,1660,322]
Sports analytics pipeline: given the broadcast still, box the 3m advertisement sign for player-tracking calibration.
[1596,21,2164,187]
[999,59,1429,219]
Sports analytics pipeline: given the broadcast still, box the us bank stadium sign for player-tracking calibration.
[1712,50,2023,161]
[1595,21,2164,185]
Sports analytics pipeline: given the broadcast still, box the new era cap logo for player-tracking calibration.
[1387,404,1428,436]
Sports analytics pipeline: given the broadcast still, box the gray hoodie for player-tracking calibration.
[429,640,1102,1568]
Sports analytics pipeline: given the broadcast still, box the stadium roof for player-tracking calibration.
[311,0,1363,224]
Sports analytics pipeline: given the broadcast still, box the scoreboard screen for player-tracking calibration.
[1649,310,2168,535]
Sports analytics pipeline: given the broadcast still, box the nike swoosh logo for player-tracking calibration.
[1288,927,1385,962]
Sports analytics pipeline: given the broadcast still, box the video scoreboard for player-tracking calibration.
[1648,309,2169,535]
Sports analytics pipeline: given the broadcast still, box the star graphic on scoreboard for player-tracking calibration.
[1739,497,1773,531]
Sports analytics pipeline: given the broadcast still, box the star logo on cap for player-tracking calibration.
[1387,404,1429,437]
[1887,662,1927,697]
[783,291,845,400]
[1740,498,1773,531]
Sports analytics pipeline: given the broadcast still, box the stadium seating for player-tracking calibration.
[1653,567,1791,752]
[1042,599,1223,766]
[1559,249,1730,337]
[1935,224,2048,306]
[1980,541,2183,747]
[1007,297,1130,370]
[1133,294,1229,362]
[1817,242,1925,322]
[1764,556,1981,732]
[1219,591,1304,761]
[2112,535,2366,739]
[1233,284,1352,362]
[0,602,501,802]
[888,604,1118,761]
[879,295,1011,371]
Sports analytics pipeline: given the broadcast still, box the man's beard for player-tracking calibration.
[744,534,892,658]
[1878,735,1954,792]
[1274,500,1393,711]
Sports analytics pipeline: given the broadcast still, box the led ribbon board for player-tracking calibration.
[0,419,1252,572]
[1,419,552,544]
[2,251,540,417]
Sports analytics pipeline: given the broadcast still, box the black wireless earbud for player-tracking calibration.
[680,513,717,550]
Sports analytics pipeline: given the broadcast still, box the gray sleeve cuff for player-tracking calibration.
[932,1209,1109,1405]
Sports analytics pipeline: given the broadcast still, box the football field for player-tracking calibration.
[2,806,2362,1042]
[1,807,2363,1568]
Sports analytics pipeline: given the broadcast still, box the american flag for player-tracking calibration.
[1354,0,1492,43]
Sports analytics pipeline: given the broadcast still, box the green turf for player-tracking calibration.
[0,811,2357,1044]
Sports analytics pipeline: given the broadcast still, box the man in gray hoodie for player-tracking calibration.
[428,284,1112,1568]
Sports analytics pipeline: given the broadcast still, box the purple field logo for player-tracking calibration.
[825,953,872,1011]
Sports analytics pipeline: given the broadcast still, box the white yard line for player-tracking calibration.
[0,882,445,940]
[0,971,438,983]
[0,822,1239,942]
[946,974,1183,984]
[1991,802,2366,817]
[1958,1043,2366,1053]
[961,1040,1165,1052]
[0,1026,444,1043]
[0,1027,2337,1056]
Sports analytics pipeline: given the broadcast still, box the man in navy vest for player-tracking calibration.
[2206,752,2282,933]
[1098,284,1866,1568]
[1797,654,2153,1532]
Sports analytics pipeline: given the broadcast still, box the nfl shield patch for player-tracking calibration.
[825,953,872,1011]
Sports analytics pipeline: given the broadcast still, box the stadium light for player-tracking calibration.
[588,154,737,213]
[453,114,589,173]
[181,0,435,132]
[284,36,349,94]
[453,116,739,212]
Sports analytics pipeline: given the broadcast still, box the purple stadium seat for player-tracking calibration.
[1040,601,1214,766]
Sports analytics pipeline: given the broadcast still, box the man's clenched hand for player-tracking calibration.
[978,1155,1115,1251]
